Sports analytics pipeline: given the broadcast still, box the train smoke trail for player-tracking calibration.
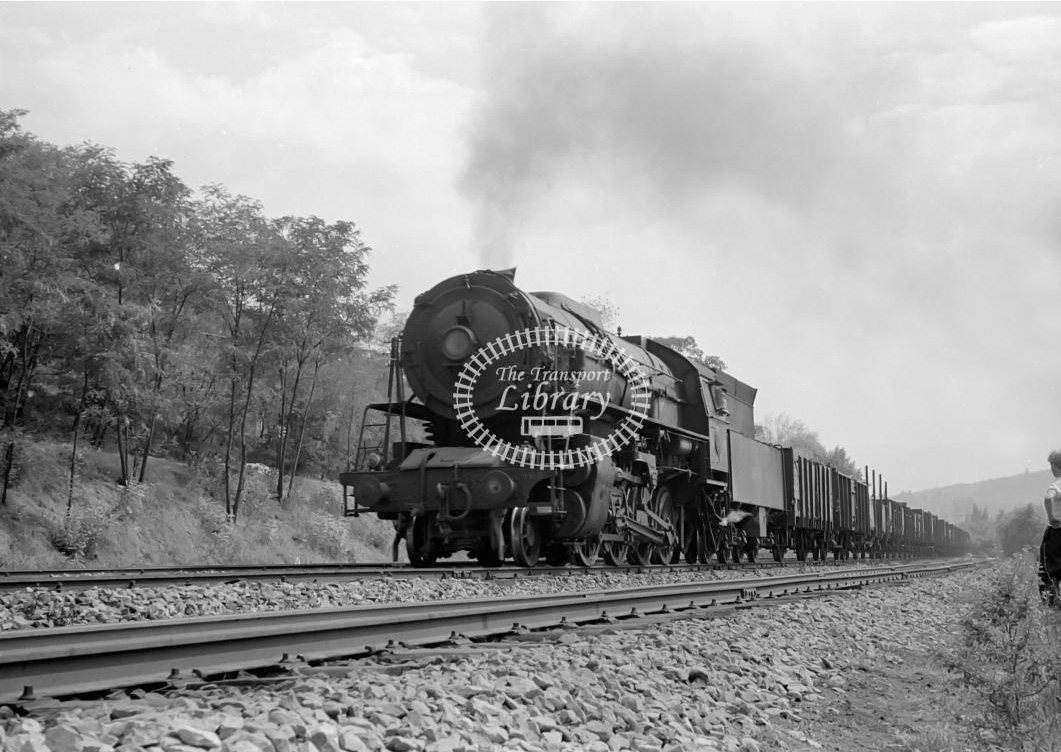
[459,7,563,269]
[459,5,849,269]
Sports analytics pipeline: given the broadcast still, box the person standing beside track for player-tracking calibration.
[1039,450,1061,606]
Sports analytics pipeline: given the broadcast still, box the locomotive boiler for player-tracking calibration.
[340,268,969,567]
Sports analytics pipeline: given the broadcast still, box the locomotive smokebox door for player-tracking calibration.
[401,271,543,420]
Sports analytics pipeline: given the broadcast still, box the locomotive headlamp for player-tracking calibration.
[441,325,478,360]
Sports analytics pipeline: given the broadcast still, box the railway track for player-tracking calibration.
[0,561,768,591]
[0,560,974,704]
[0,562,430,591]
[0,556,936,591]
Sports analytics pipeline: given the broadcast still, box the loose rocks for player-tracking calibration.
[1,569,981,752]
[0,565,848,631]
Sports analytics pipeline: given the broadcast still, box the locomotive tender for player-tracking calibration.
[340,269,968,567]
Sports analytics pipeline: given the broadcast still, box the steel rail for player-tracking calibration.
[0,563,419,591]
[0,556,955,592]
[0,562,973,703]
[0,560,789,591]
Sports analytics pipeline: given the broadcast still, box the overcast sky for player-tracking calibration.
[2,2,1059,494]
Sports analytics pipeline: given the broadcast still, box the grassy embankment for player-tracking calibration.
[0,440,396,569]
[940,553,1061,750]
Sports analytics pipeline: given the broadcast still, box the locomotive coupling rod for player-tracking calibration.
[624,517,666,545]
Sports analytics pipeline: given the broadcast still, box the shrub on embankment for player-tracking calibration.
[0,439,394,569]
[943,553,1061,749]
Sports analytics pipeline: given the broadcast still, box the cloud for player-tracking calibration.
[0,4,478,291]
[460,4,1061,489]
[463,6,1061,250]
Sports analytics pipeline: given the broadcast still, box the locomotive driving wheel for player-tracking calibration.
[630,537,655,567]
[508,507,542,568]
[628,485,662,567]
[628,483,653,564]
[652,486,678,565]
[699,516,719,564]
[602,485,636,566]
[572,535,601,567]
[406,514,439,567]
[601,537,629,566]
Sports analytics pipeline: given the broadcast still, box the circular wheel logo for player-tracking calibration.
[452,326,651,469]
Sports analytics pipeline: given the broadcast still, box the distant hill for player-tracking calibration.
[896,470,1053,523]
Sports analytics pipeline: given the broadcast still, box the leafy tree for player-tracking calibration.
[121,158,201,482]
[821,444,859,477]
[275,350,391,481]
[579,295,621,332]
[0,110,78,503]
[652,335,727,371]
[753,413,859,476]
[193,186,285,521]
[998,504,1043,556]
[370,310,408,354]
[267,215,394,502]
[173,354,224,463]
[0,113,95,432]
[0,115,151,505]
[755,413,826,456]
[63,144,157,486]
[0,112,398,523]
[51,276,143,510]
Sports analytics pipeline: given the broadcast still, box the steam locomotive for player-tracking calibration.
[340,269,968,567]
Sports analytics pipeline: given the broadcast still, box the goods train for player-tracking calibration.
[340,269,969,567]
